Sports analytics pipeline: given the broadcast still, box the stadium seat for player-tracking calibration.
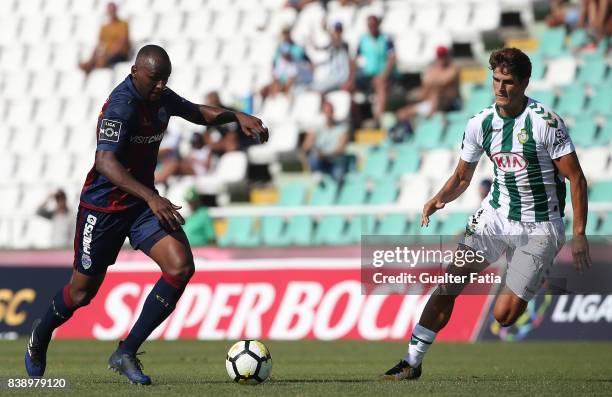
[211,11,241,39]
[368,177,398,204]
[598,122,612,146]
[381,7,412,37]
[38,123,69,155]
[471,0,501,31]
[0,45,27,71]
[195,151,248,195]
[537,27,566,58]
[6,100,34,126]
[589,181,612,202]
[285,215,314,246]
[599,212,612,235]
[0,18,20,46]
[197,65,226,93]
[183,10,213,40]
[568,116,598,148]
[394,33,426,72]
[0,154,17,184]
[218,216,259,247]
[362,147,390,179]
[14,154,44,183]
[3,72,31,100]
[576,59,607,86]
[259,94,291,125]
[464,87,493,115]
[84,69,114,96]
[247,121,299,164]
[578,147,610,181]
[261,182,307,246]
[73,14,101,46]
[15,0,43,16]
[556,84,585,118]
[266,7,298,37]
[412,116,444,149]
[325,91,351,122]
[419,149,453,178]
[30,70,58,99]
[441,120,466,149]
[389,145,420,176]
[568,29,589,51]
[291,92,322,130]
[545,57,577,87]
[438,212,469,235]
[61,98,92,126]
[326,1,357,31]
[43,153,73,182]
[397,175,430,211]
[528,89,555,108]
[586,87,612,116]
[375,213,410,235]
[441,3,471,36]
[413,5,442,33]
[20,15,48,45]
[409,213,440,236]
[52,43,82,72]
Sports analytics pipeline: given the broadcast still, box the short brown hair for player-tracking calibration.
[489,48,532,81]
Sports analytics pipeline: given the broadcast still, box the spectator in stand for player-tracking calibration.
[546,0,582,29]
[154,128,182,186]
[395,46,461,122]
[300,101,349,181]
[311,22,350,94]
[79,2,130,74]
[36,189,74,248]
[261,27,313,100]
[202,91,256,153]
[155,132,214,184]
[344,15,396,123]
[182,187,215,246]
[579,0,612,47]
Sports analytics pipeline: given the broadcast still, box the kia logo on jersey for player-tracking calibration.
[491,152,528,172]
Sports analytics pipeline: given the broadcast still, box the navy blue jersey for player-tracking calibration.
[80,75,199,212]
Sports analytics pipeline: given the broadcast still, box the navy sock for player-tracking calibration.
[36,285,76,344]
[120,275,185,354]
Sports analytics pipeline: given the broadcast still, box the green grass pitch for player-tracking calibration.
[2,340,611,396]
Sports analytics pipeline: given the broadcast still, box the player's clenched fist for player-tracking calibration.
[235,112,269,143]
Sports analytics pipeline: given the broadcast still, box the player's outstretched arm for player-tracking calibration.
[183,106,269,143]
[553,152,591,272]
[421,159,477,227]
[95,150,184,230]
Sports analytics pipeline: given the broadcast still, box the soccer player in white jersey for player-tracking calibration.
[383,47,592,380]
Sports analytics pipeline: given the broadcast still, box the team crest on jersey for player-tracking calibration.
[99,119,122,143]
[517,128,528,144]
[158,107,168,123]
[491,152,528,172]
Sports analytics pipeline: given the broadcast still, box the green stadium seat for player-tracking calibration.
[337,176,367,205]
[438,213,470,235]
[568,29,589,50]
[409,215,440,236]
[576,59,607,86]
[362,147,390,179]
[530,55,546,80]
[465,88,494,115]
[446,110,471,124]
[597,122,612,145]
[568,116,598,148]
[587,87,612,116]
[389,145,420,176]
[286,215,314,246]
[218,216,259,247]
[599,212,612,235]
[310,176,338,205]
[345,215,377,244]
[261,182,308,246]
[442,120,466,148]
[537,27,566,58]
[369,176,398,204]
[376,214,410,235]
[589,180,612,202]
[530,89,555,108]
[556,84,585,118]
[413,117,444,150]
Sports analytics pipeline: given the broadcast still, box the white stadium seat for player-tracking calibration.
[226,65,255,97]
[191,38,220,66]
[325,90,351,122]
[52,43,83,72]
[247,121,299,165]
[70,0,96,16]
[291,91,323,130]
[6,100,34,126]
[0,186,21,216]
[167,41,192,65]
[61,98,92,126]
[472,1,502,32]
[30,70,58,99]
[183,10,213,40]
[381,7,412,37]
[413,5,442,33]
[266,8,298,37]
[0,18,20,46]
[129,13,158,44]
[57,70,86,98]
[38,123,70,155]
[73,14,102,47]
[24,45,55,71]
[84,69,114,95]
[20,15,48,45]
[0,46,27,71]
[3,72,30,99]
[43,153,74,182]
[545,58,577,87]
[211,11,241,39]
[14,154,45,183]
[154,13,185,43]
[0,155,18,184]
[419,149,454,178]
[178,0,205,12]
[397,175,431,211]
[260,93,291,125]
[195,151,248,195]
[218,39,250,67]
[239,9,269,37]
[14,0,42,16]
[34,99,64,125]
[197,65,226,93]
[42,0,70,17]
[577,148,611,182]
[47,16,75,44]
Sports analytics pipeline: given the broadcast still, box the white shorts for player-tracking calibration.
[460,205,566,301]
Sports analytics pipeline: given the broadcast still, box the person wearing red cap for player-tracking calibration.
[396,46,461,121]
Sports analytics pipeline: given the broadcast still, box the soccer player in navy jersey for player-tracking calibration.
[25,45,269,385]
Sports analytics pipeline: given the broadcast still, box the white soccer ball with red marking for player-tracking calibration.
[225,340,272,384]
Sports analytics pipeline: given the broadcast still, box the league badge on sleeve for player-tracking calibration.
[99,119,122,143]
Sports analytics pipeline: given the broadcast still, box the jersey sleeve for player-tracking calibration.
[542,115,575,159]
[459,116,484,163]
[163,88,200,121]
[96,96,133,153]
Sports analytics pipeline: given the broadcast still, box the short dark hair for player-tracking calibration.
[489,48,531,81]
[136,44,170,64]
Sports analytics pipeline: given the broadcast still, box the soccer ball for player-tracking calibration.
[225,340,272,384]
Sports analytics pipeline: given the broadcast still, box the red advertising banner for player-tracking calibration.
[54,260,490,341]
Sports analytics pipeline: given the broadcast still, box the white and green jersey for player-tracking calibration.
[461,98,575,222]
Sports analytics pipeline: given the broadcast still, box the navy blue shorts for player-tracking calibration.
[73,204,169,275]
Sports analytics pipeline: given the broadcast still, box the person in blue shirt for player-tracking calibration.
[25,45,268,385]
[345,15,397,123]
